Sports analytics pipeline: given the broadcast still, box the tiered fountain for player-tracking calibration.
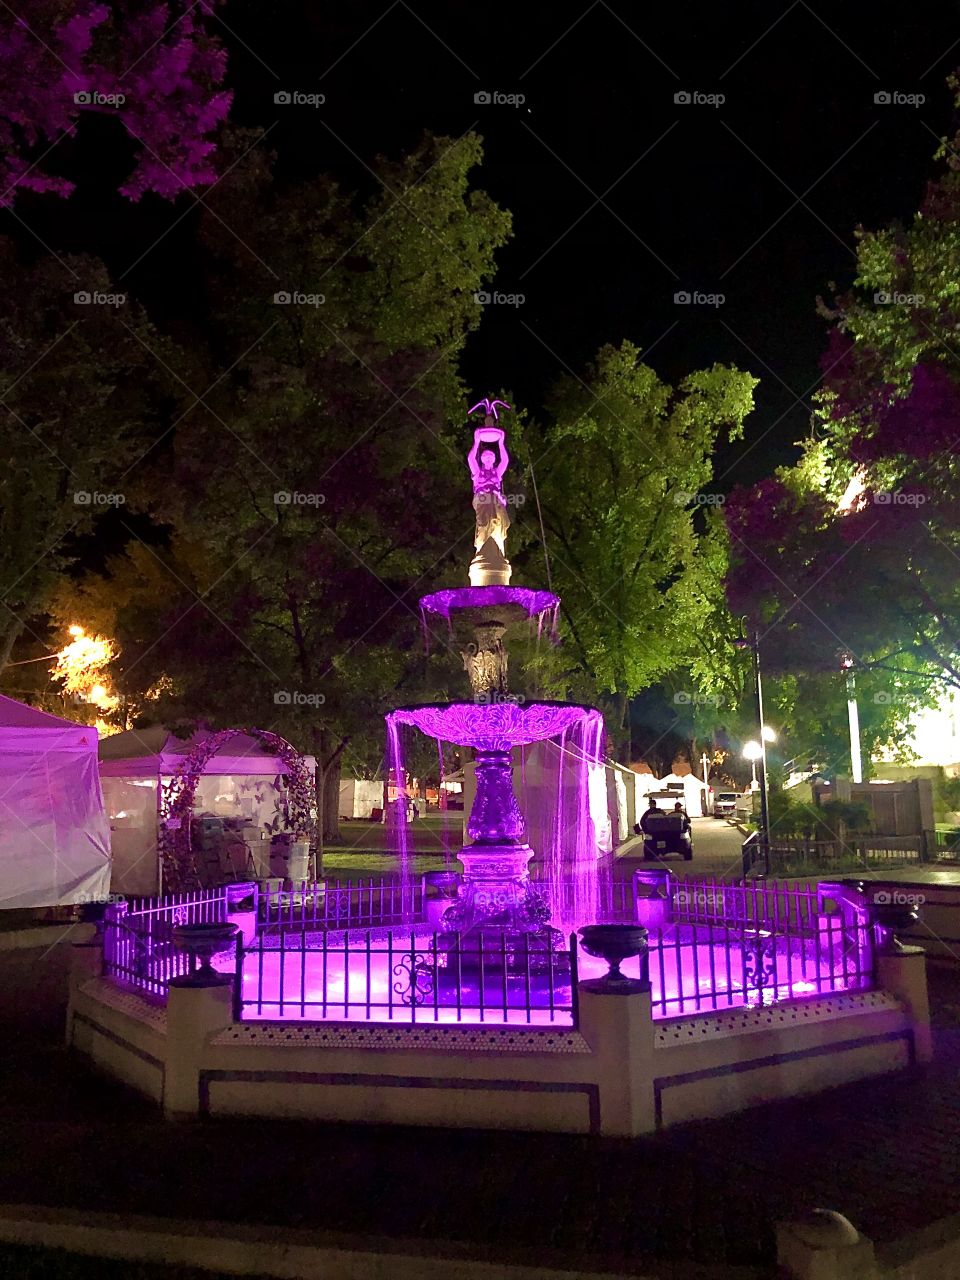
[386,398,606,961]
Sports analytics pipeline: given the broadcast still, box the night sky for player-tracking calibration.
[13,1,960,487]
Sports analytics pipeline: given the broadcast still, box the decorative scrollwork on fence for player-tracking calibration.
[324,889,350,919]
[392,952,436,1007]
[743,930,776,1005]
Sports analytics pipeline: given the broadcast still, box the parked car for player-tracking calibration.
[712,790,739,819]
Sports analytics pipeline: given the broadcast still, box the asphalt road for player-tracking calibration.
[615,817,747,882]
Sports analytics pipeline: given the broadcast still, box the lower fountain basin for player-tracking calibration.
[389,700,596,750]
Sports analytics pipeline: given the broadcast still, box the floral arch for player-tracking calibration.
[158,727,314,890]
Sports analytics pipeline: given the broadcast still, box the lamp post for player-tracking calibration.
[840,652,863,784]
[743,740,761,790]
[735,628,772,853]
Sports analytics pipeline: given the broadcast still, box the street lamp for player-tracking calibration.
[734,626,771,850]
[743,739,762,789]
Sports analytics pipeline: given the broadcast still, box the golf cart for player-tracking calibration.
[640,811,693,862]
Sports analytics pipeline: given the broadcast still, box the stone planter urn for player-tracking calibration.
[423,870,462,896]
[423,870,463,930]
[172,921,239,986]
[287,840,312,886]
[869,896,920,954]
[578,923,650,992]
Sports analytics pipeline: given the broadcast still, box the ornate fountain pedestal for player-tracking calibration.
[438,749,541,941]
[452,845,534,928]
[441,839,565,979]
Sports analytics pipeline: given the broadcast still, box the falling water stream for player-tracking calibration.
[385,706,609,935]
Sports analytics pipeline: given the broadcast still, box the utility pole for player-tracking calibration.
[840,654,863,784]
[735,629,771,851]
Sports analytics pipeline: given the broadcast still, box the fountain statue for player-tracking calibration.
[467,401,512,588]
[386,397,606,959]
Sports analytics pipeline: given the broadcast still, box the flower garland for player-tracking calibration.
[158,727,314,890]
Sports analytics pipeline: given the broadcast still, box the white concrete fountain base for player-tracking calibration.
[68,941,929,1135]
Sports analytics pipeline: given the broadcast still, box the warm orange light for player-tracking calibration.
[53,626,119,717]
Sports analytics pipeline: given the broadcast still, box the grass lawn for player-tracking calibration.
[326,811,461,852]
[319,812,462,880]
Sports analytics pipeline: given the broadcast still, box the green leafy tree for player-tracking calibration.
[727,76,960,729]
[0,241,179,672]
[67,132,511,845]
[522,341,757,757]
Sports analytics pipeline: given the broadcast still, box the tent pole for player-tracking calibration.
[156,775,163,897]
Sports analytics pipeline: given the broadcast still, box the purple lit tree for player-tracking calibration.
[0,1,230,204]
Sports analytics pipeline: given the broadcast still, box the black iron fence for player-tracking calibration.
[102,888,228,998]
[100,874,876,1022]
[670,874,821,934]
[258,877,424,931]
[646,912,872,1018]
[235,926,579,1025]
[529,875,635,924]
[742,832,924,877]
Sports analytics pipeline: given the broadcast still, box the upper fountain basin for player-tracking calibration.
[419,585,559,626]
[388,700,597,750]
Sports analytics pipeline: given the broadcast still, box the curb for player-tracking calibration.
[0,922,95,952]
[0,1204,768,1280]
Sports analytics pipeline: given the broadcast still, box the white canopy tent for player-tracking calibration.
[0,695,111,908]
[99,726,316,894]
[654,771,709,818]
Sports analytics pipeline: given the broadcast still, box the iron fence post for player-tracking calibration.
[232,930,244,1022]
[569,933,580,1029]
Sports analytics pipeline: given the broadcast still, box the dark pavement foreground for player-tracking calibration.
[0,933,958,1275]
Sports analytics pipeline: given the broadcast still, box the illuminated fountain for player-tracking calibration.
[76,406,915,1138]
[386,398,606,955]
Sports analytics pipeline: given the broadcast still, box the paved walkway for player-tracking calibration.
[1,937,959,1274]
[615,819,746,883]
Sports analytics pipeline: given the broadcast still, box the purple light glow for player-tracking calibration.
[468,397,512,421]
[385,715,411,896]
[219,935,864,1025]
[388,701,594,751]
[419,585,559,621]
[467,423,509,494]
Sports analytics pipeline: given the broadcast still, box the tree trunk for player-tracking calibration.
[0,618,24,673]
[321,756,342,845]
[312,726,348,858]
[605,691,632,763]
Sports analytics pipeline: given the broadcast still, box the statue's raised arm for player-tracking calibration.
[468,424,509,493]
